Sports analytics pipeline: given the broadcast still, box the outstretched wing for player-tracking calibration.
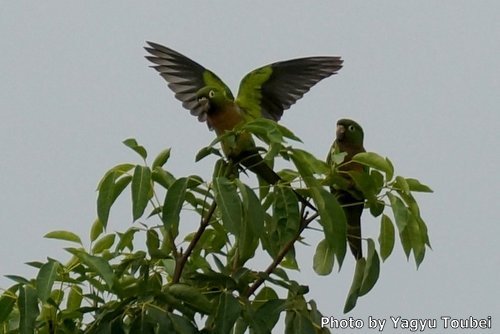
[236,56,343,121]
[144,41,232,122]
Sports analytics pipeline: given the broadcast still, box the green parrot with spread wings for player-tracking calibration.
[144,41,343,191]
[327,119,366,259]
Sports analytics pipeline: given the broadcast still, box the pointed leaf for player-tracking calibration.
[313,239,335,275]
[395,176,410,195]
[92,234,116,254]
[310,187,347,269]
[236,181,263,264]
[162,177,188,233]
[36,260,60,302]
[343,258,366,314]
[44,230,82,245]
[131,165,152,220]
[195,146,222,162]
[387,193,409,232]
[407,214,426,268]
[167,284,213,315]
[213,177,242,235]
[96,163,134,190]
[90,218,105,242]
[5,275,30,284]
[97,171,117,227]
[66,284,83,310]
[406,178,433,193]
[152,148,171,169]
[214,292,241,334]
[254,299,286,332]
[359,239,380,296]
[18,284,39,334]
[146,229,160,257]
[352,152,394,180]
[70,250,115,289]
[123,138,147,159]
[378,214,395,261]
[399,226,412,259]
[0,285,18,323]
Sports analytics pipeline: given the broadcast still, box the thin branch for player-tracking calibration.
[245,211,319,297]
[172,200,217,283]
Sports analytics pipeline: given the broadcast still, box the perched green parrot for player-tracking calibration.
[144,41,342,199]
[327,119,366,259]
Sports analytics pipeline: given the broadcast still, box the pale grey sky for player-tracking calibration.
[1,1,499,332]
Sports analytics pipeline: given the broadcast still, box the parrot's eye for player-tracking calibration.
[348,125,356,132]
[208,90,215,98]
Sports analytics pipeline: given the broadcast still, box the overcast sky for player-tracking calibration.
[1,1,498,333]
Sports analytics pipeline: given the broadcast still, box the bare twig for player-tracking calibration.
[172,201,217,283]
[245,211,319,297]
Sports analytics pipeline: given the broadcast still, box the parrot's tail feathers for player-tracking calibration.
[235,150,317,212]
[345,203,364,260]
[236,151,281,185]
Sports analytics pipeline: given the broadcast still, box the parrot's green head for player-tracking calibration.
[196,86,232,114]
[336,119,364,146]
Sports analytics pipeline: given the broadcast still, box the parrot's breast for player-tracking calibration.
[208,103,245,136]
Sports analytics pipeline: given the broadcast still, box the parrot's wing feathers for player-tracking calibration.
[144,42,230,123]
[236,56,343,121]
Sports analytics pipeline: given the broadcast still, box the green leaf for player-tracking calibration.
[285,311,316,334]
[359,239,380,296]
[44,230,82,245]
[406,178,433,193]
[97,171,117,227]
[236,181,263,265]
[214,292,241,334]
[152,148,171,169]
[115,227,139,252]
[407,214,426,268]
[131,165,152,221]
[152,167,176,189]
[254,299,286,332]
[146,229,160,257]
[343,258,366,314]
[313,239,335,275]
[195,145,222,162]
[213,177,242,236]
[66,284,83,311]
[399,226,412,259]
[96,163,134,189]
[130,311,155,334]
[69,250,115,289]
[167,284,213,315]
[18,284,39,334]
[90,218,105,242]
[395,176,410,194]
[36,260,60,302]
[92,234,116,254]
[162,177,188,234]
[387,193,409,232]
[378,214,395,261]
[5,275,29,284]
[290,149,329,184]
[168,314,197,334]
[0,285,18,323]
[123,138,147,159]
[352,152,394,180]
[274,186,300,236]
[310,187,347,269]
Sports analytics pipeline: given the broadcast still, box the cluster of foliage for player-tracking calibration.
[0,120,432,333]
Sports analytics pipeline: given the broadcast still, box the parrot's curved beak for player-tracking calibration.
[197,96,210,114]
[336,124,345,140]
